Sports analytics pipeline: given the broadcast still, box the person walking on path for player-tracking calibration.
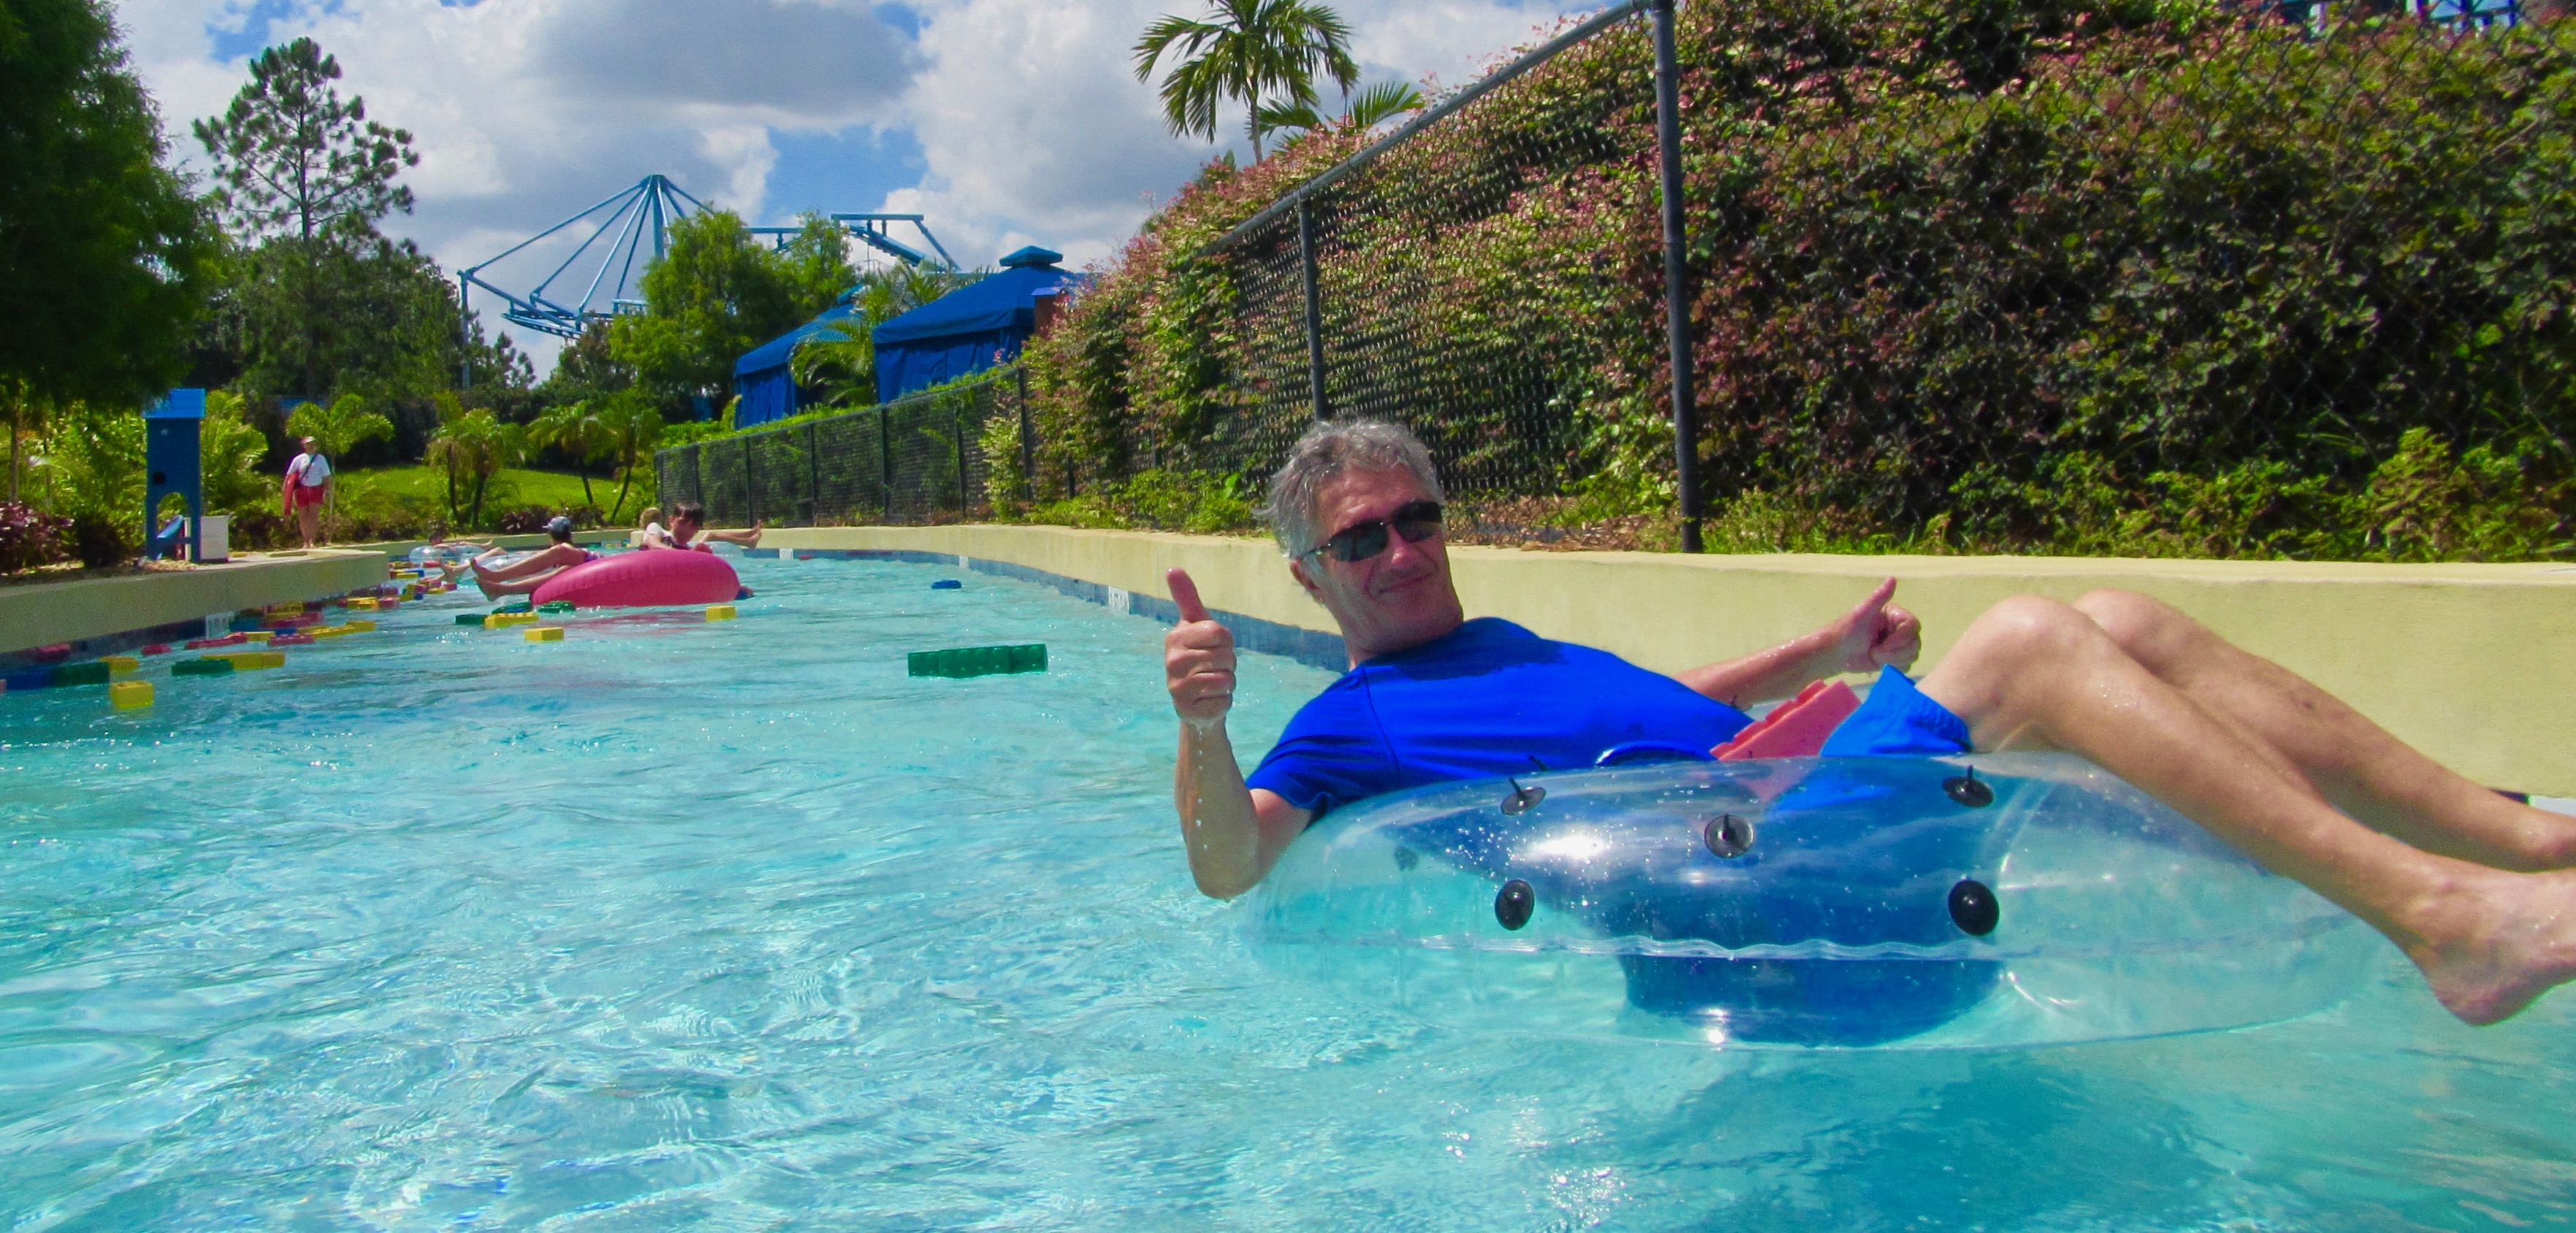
[281,437,331,549]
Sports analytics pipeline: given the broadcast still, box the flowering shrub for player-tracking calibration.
[0,502,71,573]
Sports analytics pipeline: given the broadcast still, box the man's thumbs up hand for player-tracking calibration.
[1164,568,1236,728]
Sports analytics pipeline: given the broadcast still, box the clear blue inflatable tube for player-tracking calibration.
[1241,754,2379,1049]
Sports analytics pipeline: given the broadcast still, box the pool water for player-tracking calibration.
[1,554,2569,1230]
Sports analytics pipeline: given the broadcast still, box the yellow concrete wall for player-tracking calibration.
[1,550,388,655]
[765,525,2576,795]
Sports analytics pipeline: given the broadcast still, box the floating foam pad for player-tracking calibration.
[47,662,111,687]
[456,613,487,626]
[931,579,963,590]
[269,633,316,647]
[532,549,740,609]
[4,669,53,691]
[525,626,563,643]
[242,631,273,644]
[173,658,236,677]
[103,655,139,673]
[485,612,540,629]
[140,644,171,656]
[907,644,1047,679]
[186,634,245,650]
[345,619,375,632]
[346,597,379,610]
[110,681,153,710]
[538,600,575,614]
[704,604,736,622]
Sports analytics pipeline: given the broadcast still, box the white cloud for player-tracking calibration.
[110,0,1606,374]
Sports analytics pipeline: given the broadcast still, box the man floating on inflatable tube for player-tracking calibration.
[470,517,597,599]
[642,503,763,553]
[1163,419,2576,1026]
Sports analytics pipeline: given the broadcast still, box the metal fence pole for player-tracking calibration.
[1650,0,1702,553]
[953,398,969,516]
[689,446,703,510]
[1297,199,1330,421]
[743,435,758,527]
[879,406,894,523]
[805,421,820,525]
[1015,366,1034,502]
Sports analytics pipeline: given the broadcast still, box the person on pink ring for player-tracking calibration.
[643,502,763,552]
[1163,419,2576,1027]
[281,436,330,548]
[469,517,598,598]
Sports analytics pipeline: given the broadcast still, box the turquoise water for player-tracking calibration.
[1,553,2569,1230]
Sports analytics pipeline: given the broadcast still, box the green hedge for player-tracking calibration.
[1024,0,2575,560]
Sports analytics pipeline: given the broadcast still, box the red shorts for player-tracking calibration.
[287,482,327,509]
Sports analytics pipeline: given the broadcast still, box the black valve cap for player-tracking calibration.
[1495,879,1535,931]
[1704,813,1754,858]
[1948,879,2000,936]
[1501,783,1545,814]
[1943,771,1994,809]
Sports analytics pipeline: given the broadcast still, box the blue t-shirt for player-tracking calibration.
[1246,618,1753,815]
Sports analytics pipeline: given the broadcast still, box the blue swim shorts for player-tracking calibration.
[1817,665,1971,757]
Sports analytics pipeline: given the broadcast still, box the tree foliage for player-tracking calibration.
[192,37,416,244]
[611,211,855,406]
[788,262,980,407]
[0,0,221,412]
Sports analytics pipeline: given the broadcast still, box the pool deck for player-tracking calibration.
[754,524,2576,798]
[0,550,389,669]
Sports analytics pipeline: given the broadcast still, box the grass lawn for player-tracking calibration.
[338,465,647,518]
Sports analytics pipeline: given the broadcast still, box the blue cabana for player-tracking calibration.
[731,293,861,429]
[872,246,1075,402]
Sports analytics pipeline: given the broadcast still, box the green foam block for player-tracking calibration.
[173,657,237,677]
[47,661,112,687]
[907,644,1047,679]
[455,613,487,626]
[538,600,575,614]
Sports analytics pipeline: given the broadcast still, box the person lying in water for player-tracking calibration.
[470,517,597,598]
[1162,419,2576,1027]
[642,502,763,551]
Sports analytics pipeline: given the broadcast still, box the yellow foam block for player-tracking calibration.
[345,619,376,632]
[311,626,348,638]
[242,630,274,643]
[110,680,153,709]
[269,601,305,616]
[525,625,564,643]
[346,596,379,611]
[208,650,285,670]
[484,612,541,629]
[104,655,140,673]
[704,605,737,622]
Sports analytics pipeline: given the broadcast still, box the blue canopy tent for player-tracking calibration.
[873,247,1076,402]
[731,293,861,429]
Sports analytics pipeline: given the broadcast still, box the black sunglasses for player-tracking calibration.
[1302,500,1444,563]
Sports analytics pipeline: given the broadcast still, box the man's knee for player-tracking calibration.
[2070,589,2194,663]
[1957,595,2104,665]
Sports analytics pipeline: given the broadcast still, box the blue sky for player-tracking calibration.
[115,0,1604,373]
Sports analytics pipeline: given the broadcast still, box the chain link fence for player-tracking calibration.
[653,373,1028,527]
[1184,1,1658,499]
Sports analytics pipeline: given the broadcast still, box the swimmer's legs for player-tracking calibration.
[700,522,763,549]
[1918,595,2576,1026]
[472,543,582,584]
[471,570,552,600]
[2071,589,2576,871]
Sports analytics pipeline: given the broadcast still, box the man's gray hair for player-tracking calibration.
[1263,419,1445,557]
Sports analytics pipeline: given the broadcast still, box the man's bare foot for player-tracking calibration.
[472,573,505,600]
[2405,868,2576,1025]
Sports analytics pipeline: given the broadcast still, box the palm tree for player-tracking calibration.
[527,401,606,509]
[424,408,525,528]
[1252,79,1424,148]
[790,264,979,408]
[1133,0,1359,161]
[590,393,664,524]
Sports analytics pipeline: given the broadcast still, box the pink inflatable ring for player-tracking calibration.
[532,549,743,608]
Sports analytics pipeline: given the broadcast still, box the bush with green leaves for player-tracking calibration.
[1026,0,2575,560]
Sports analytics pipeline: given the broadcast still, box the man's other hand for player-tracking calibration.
[1165,568,1236,728]
[1829,578,1923,674]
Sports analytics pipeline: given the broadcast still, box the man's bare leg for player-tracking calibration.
[2072,589,2576,871]
[472,543,582,584]
[1917,596,2576,1026]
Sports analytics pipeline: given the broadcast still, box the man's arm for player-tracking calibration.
[1166,568,1313,898]
[1672,578,1923,708]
